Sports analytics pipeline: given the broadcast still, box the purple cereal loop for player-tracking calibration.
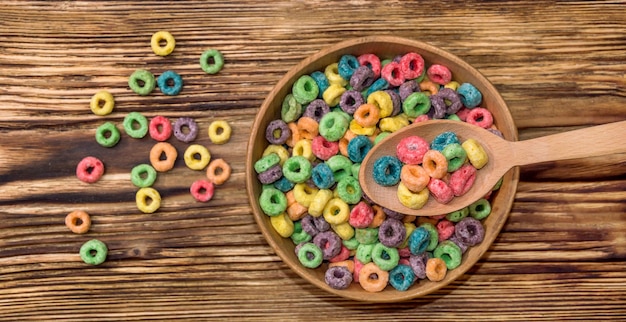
[313,215,331,232]
[487,128,504,138]
[325,265,353,290]
[173,117,198,143]
[265,119,291,145]
[448,234,469,254]
[257,164,283,184]
[382,207,405,220]
[430,88,463,119]
[301,215,319,236]
[409,252,430,279]
[313,231,342,260]
[361,191,374,204]
[454,217,485,246]
[339,90,364,114]
[303,99,330,123]
[392,55,403,63]
[350,65,376,91]
[398,80,420,101]
[378,218,406,248]
[384,90,402,116]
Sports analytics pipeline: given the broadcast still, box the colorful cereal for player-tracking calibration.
[80,239,108,265]
[65,210,91,234]
[90,91,115,116]
[95,122,121,148]
[136,187,161,213]
[206,158,231,185]
[76,156,104,183]
[151,31,175,56]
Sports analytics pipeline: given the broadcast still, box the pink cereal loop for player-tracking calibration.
[465,107,494,129]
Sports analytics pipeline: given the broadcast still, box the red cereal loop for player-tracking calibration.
[349,201,374,228]
[353,257,364,283]
[436,219,455,241]
[190,179,215,202]
[357,53,381,78]
[329,245,351,263]
[399,52,425,80]
[76,156,104,183]
[311,135,339,160]
[428,178,454,204]
[427,64,453,85]
[381,61,405,87]
[149,116,173,141]
[396,135,429,165]
[456,107,471,121]
[465,107,494,129]
[449,164,477,196]
[398,247,411,258]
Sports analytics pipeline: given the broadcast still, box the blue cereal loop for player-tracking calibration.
[273,176,295,192]
[372,155,402,186]
[310,71,330,98]
[364,78,389,98]
[157,70,183,96]
[311,162,335,189]
[389,264,416,291]
[408,226,430,255]
[347,135,373,163]
[457,83,482,108]
[338,55,360,80]
[430,131,460,151]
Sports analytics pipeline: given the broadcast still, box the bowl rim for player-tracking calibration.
[246,35,519,302]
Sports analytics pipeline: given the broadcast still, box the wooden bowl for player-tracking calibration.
[246,36,519,302]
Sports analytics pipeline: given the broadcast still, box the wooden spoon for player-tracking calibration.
[359,119,626,216]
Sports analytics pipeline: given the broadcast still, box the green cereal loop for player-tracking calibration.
[419,222,439,251]
[292,75,319,105]
[331,107,352,123]
[446,207,469,223]
[342,237,360,250]
[254,153,280,174]
[280,94,303,123]
[492,176,504,191]
[447,114,462,121]
[336,176,362,205]
[442,143,467,172]
[95,121,121,148]
[350,163,361,179]
[318,111,349,142]
[374,132,391,145]
[381,58,393,66]
[291,221,312,244]
[123,112,149,139]
[200,49,224,74]
[297,242,323,268]
[326,155,353,183]
[402,92,431,117]
[355,227,379,245]
[282,156,312,183]
[128,69,156,96]
[79,239,108,265]
[356,243,375,264]
[258,187,287,216]
[371,242,400,271]
[415,68,427,83]
[469,198,492,220]
[434,240,462,270]
[130,164,157,188]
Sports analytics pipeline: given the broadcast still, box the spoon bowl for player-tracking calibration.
[360,119,626,216]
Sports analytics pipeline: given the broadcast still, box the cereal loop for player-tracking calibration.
[76,156,104,183]
[90,91,115,116]
[151,31,175,56]
[200,49,224,74]
[208,120,232,144]
[123,112,149,139]
[95,122,121,148]
[131,164,157,188]
[190,179,215,202]
[400,164,430,192]
[128,69,156,96]
[65,210,91,234]
[353,103,380,127]
[422,149,449,179]
[427,64,452,85]
[157,70,183,96]
[206,158,231,185]
[136,187,162,213]
[359,262,389,292]
[381,61,405,87]
[184,144,211,170]
[173,117,199,143]
[149,116,173,142]
[80,239,107,266]
[462,138,489,169]
[149,142,178,172]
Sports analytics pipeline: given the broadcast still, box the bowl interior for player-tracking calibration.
[246,36,519,302]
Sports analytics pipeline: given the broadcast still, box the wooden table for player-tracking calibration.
[2,1,625,320]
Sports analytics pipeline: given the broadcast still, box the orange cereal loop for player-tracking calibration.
[400,164,430,192]
[358,262,389,292]
[338,137,349,157]
[402,215,417,223]
[296,116,319,140]
[426,257,448,282]
[353,103,380,127]
[286,190,296,206]
[287,202,308,221]
[150,142,178,172]
[206,158,231,185]
[329,259,355,273]
[419,79,439,96]
[422,150,449,179]
[285,122,300,147]
[416,216,439,226]
[368,204,386,228]
[342,128,358,142]
[65,210,91,234]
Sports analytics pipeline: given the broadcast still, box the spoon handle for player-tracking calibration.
[510,120,626,166]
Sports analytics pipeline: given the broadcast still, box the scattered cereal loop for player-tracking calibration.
[76,156,104,184]
[80,239,108,265]
[65,210,91,234]
[90,91,115,116]
[151,31,175,56]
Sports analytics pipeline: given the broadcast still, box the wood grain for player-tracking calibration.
[1,0,626,320]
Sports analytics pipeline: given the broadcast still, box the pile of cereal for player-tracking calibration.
[254,51,502,292]
[70,31,229,265]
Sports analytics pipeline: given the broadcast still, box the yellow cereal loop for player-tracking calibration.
[349,119,377,136]
[399,222,417,249]
[367,91,393,118]
[90,91,115,116]
[444,81,461,91]
[323,197,350,225]
[263,144,289,165]
[397,182,429,209]
[308,189,333,217]
[270,212,294,238]
[292,183,318,208]
[323,83,347,107]
[462,138,489,169]
[208,120,232,144]
[151,31,176,56]
[136,187,161,214]
[324,63,348,86]
[379,114,410,133]
[184,144,211,170]
[292,139,315,162]
[332,222,355,240]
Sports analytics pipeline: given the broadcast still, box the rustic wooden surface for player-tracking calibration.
[1,1,625,320]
